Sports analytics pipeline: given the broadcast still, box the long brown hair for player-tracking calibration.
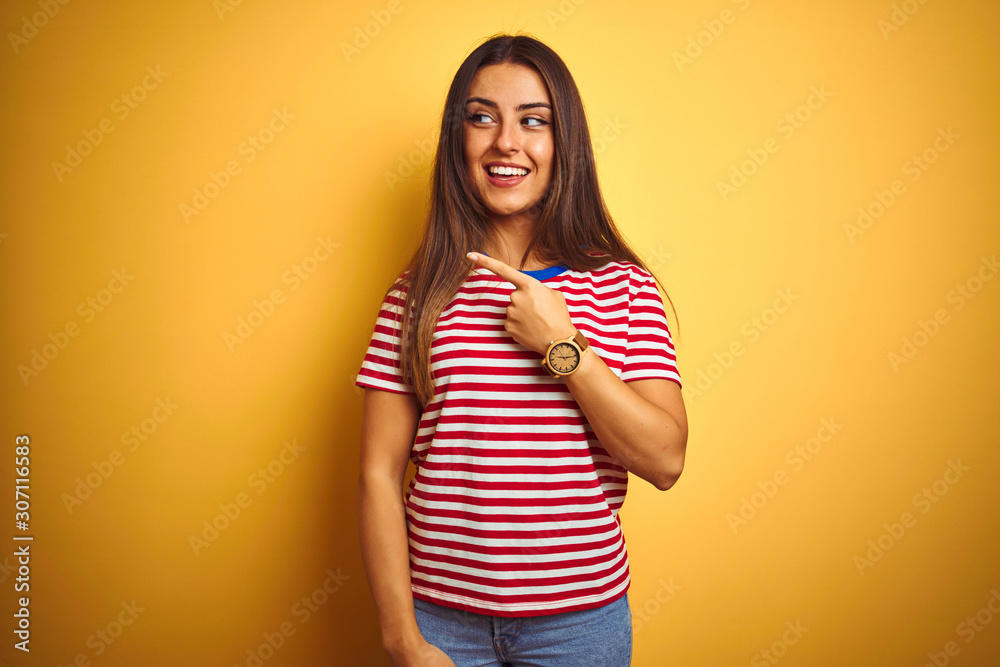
[391,32,679,408]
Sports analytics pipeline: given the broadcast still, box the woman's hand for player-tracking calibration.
[389,638,457,667]
[466,252,575,355]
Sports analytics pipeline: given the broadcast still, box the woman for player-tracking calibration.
[356,32,687,667]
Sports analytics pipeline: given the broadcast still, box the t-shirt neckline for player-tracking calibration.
[480,253,569,280]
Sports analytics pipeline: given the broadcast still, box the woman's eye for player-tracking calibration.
[466,113,549,127]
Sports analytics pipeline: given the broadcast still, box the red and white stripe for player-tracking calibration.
[357,260,681,617]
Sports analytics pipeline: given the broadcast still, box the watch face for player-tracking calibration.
[548,342,580,374]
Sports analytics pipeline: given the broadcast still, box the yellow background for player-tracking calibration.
[2,0,998,665]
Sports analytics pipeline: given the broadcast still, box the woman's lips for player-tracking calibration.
[484,166,528,188]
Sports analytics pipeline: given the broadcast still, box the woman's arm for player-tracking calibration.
[465,252,688,491]
[356,388,455,665]
[563,352,687,490]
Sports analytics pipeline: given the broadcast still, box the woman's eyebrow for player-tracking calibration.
[465,97,551,111]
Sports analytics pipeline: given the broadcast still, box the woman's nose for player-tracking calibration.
[493,121,518,152]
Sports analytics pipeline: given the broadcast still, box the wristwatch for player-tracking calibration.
[542,330,590,378]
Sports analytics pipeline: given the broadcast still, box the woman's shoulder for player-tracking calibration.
[579,251,653,279]
[378,270,411,302]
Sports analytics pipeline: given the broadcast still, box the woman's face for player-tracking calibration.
[463,63,554,225]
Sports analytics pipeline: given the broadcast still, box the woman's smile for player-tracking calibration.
[483,161,531,187]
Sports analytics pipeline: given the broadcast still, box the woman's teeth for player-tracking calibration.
[487,165,529,177]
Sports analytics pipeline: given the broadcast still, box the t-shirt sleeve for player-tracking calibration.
[355,277,416,395]
[619,267,682,388]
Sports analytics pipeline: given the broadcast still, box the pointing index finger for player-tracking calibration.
[467,252,536,288]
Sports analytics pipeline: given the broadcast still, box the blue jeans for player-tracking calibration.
[412,592,632,667]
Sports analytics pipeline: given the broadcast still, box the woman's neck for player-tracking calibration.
[482,244,550,271]
[484,216,548,270]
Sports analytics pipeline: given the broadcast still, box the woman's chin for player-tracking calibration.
[484,201,544,221]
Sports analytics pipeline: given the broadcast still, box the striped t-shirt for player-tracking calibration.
[355,259,681,617]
